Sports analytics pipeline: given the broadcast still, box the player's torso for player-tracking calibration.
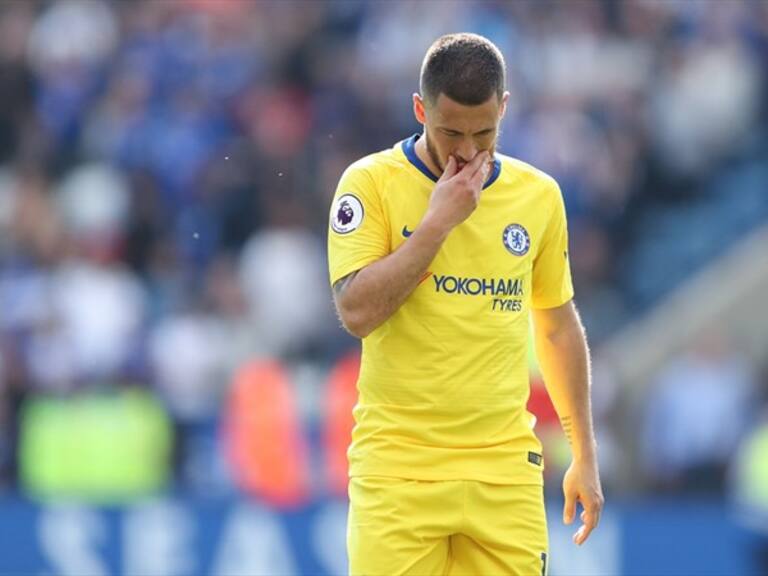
[387,171,541,323]
[336,141,561,483]
[360,147,552,408]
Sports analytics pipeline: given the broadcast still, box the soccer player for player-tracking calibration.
[328,33,603,575]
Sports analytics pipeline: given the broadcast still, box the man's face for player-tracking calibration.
[414,91,509,172]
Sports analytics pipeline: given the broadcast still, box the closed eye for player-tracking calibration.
[440,129,494,137]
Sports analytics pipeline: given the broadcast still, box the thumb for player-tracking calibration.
[439,155,457,181]
[563,491,577,525]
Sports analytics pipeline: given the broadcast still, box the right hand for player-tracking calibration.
[423,151,491,235]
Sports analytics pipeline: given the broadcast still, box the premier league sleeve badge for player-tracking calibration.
[331,194,365,234]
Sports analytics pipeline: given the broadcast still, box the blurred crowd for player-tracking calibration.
[0,0,767,508]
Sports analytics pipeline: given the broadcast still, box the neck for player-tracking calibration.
[414,132,442,176]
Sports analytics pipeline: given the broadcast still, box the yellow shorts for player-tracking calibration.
[347,476,548,576]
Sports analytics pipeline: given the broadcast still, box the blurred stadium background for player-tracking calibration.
[0,0,767,574]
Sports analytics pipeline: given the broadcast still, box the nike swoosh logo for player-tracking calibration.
[402,226,414,237]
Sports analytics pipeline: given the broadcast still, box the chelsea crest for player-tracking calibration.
[503,223,530,256]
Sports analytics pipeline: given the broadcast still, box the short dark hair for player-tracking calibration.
[420,33,506,106]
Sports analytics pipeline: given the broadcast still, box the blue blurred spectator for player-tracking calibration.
[642,334,758,493]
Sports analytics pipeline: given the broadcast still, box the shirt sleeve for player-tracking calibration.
[531,181,574,309]
[327,162,390,287]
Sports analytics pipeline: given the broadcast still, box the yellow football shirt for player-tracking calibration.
[328,134,573,485]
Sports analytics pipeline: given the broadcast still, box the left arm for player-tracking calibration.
[531,300,604,545]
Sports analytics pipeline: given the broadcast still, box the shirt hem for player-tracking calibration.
[348,468,544,486]
[329,258,378,287]
[531,293,574,310]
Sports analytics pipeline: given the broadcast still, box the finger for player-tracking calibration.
[574,502,601,545]
[586,494,604,526]
[466,150,490,178]
[572,525,586,545]
[470,158,491,188]
[589,504,602,530]
[580,510,597,531]
[574,516,597,546]
[563,492,576,525]
[438,155,458,181]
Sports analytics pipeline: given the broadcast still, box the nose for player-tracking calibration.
[454,138,478,165]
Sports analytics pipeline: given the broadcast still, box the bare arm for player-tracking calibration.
[333,151,491,338]
[531,301,604,545]
[333,216,448,338]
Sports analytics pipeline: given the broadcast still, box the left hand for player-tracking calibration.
[562,456,604,545]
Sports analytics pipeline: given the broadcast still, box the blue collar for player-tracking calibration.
[401,133,501,189]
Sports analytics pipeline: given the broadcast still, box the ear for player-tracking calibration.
[499,91,510,120]
[413,93,426,125]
